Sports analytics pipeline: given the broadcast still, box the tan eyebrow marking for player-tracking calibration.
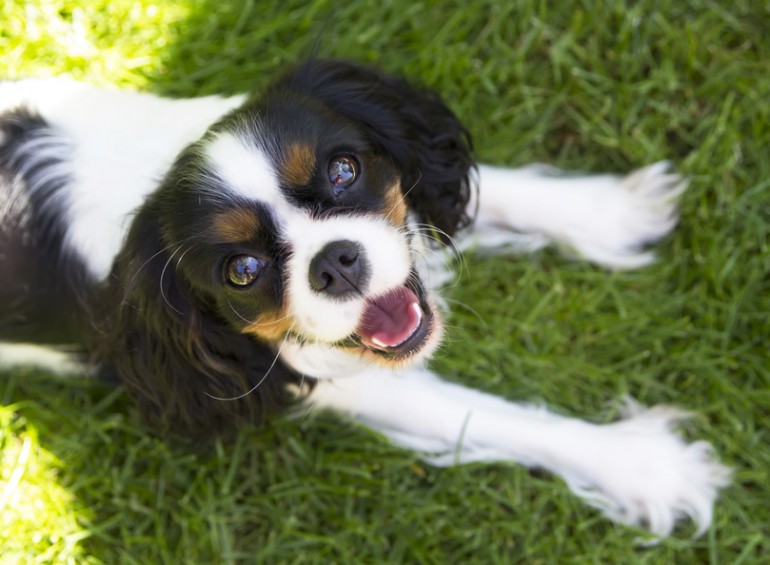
[212,208,260,243]
[282,142,317,187]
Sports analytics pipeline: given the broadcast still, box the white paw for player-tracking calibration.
[568,401,731,538]
[555,161,687,270]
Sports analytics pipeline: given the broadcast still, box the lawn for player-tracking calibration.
[1,0,768,563]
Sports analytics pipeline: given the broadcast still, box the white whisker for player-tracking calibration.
[385,169,423,220]
[227,300,257,325]
[205,322,296,402]
[159,244,185,315]
[125,234,201,290]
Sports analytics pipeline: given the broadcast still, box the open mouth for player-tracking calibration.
[355,285,431,358]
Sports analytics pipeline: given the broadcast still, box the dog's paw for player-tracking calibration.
[569,401,731,538]
[557,161,687,270]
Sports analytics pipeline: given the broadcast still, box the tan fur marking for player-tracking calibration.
[213,209,260,243]
[241,313,294,342]
[282,142,316,186]
[381,181,408,227]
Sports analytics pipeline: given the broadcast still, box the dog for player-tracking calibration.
[0,59,729,537]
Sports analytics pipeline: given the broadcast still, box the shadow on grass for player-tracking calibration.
[2,372,371,562]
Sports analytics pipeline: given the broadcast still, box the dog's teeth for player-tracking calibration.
[371,337,389,349]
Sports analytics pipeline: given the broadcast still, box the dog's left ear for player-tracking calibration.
[96,202,301,438]
[276,59,476,242]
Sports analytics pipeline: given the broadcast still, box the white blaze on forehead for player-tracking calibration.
[204,132,289,214]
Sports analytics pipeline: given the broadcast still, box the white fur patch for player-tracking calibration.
[0,343,90,376]
[204,132,284,209]
[1,79,245,280]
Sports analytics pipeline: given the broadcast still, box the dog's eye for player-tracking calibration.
[225,255,265,287]
[328,155,358,195]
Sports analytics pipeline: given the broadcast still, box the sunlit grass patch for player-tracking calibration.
[0,404,94,564]
[1,0,189,87]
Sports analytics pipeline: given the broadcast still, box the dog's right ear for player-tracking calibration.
[98,204,300,438]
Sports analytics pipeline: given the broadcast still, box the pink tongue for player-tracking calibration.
[357,286,423,350]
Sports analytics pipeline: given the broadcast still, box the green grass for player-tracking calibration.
[1,0,768,562]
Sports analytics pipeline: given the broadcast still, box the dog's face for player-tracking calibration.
[108,60,474,430]
[167,92,439,365]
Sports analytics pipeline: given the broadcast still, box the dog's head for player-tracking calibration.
[106,60,474,433]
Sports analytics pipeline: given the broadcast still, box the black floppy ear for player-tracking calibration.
[99,207,299,438]
[276,59,477,242]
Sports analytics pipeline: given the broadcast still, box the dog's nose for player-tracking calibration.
[309,240,369,297]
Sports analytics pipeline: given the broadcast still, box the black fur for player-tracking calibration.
[0,108,95,344]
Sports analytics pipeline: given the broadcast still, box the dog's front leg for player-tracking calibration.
[309,368,729,537]
[466,162,687,270]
